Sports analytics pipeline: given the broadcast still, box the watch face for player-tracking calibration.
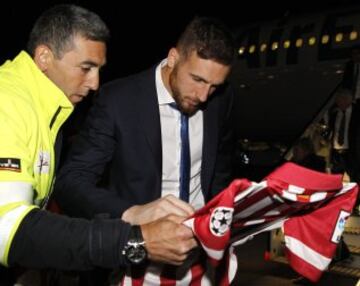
[125,244,147,264]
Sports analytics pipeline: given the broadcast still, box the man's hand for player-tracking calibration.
[140,214,198,265]
[121,195,195,224]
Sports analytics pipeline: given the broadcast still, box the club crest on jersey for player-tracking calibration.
[210,207,233,237]
[0,158,21,172]
[331,210,350,244]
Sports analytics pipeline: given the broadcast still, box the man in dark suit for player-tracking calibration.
[337,46,360,185]
[327,89,360,185]
[54,17,236,283]
[342,45,360,100]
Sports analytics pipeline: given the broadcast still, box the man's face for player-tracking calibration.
[168,49,230,115]
[36,35,106,105]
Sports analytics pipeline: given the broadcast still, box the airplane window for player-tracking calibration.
[260,43,267,52]
[238,47,245,55]
[350,31,358,41]
[249,45,256,54]
[335,33,343,42]
[295,39,303,48]
[308,37,316,46]
[283,40,290,49]
[271,42,279,50]
[321,35,330,44]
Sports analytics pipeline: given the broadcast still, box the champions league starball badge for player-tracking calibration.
[210,207,234,236]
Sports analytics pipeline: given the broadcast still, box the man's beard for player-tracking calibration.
[172,89,198,116]
[169,73,197,116]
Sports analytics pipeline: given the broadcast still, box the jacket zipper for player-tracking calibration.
[41,106,62,209]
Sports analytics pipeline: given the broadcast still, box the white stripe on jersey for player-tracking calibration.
[284,235,331,270]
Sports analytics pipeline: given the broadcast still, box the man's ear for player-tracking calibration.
[33,45,53,71]
[167,47,179,68]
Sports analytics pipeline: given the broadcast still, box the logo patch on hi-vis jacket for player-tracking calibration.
[331,210,350,244]
[0,158,21,172]
[210,207,233,236]
[35,151,50,174]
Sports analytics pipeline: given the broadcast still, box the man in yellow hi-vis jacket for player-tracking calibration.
[0,4,197,284]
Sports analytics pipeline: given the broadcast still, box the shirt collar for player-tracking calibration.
[155,59,175,106]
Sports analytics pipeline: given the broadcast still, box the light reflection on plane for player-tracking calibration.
[229,5,360,149]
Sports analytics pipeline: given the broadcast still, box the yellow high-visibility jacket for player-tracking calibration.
[0,51,73,265]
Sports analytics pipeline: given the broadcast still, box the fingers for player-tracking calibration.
[164,195,195,217]
[165,214,185,224]
[140,216,198,265]
[121,195,195,225]
[147,195,195,219]
[121,205,139,223]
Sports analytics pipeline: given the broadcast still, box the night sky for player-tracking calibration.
[1,0,357,83]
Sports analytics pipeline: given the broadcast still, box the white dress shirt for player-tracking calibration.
[333,106,352,150]
[354,63,360,99]
[155,60,205,210]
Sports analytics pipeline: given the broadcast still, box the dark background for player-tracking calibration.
[1,0,359,156]
[0,0,358,83]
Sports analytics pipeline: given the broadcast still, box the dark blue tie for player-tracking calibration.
[170,103,190,202]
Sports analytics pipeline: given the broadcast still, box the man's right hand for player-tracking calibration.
[140,214,198,265]
[121,195,195,225]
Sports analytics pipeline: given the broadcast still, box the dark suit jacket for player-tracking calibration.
[342,60,358,94]
[327,101,360,182]
[54,66,234,218]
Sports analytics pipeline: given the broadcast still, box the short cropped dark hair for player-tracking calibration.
[27,4,110,58]
[176,17,236,66]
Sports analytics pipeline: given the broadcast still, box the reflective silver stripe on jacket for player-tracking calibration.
[0,182,33,206]
[0,182,34,264]
[0,205,35,264]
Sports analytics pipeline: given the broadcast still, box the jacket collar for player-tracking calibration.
[12,51,73,127]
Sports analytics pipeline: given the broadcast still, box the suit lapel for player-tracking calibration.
[202,98,219,195]
[137,68,162,175]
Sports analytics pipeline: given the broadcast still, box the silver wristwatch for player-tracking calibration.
[122,225,147,264]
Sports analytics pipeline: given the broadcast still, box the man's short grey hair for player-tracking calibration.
[27,4,110,58]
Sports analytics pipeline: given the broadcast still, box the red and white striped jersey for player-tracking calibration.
[119,163,358,285]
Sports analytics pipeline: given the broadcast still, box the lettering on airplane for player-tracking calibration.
[236,8,360,68]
